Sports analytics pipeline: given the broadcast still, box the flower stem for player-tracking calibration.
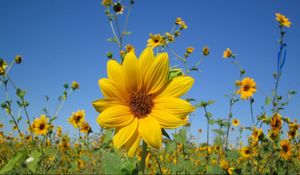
[140,141,148,174]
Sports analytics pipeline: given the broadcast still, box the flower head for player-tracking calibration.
[202,47,209,56]
[71,81,80,90]
[147,33,164,48]
[68,110,85,128]
[93,47,195,156]
[0,59,8,75]
[186,47,194,54]
[113,2,124,15]
[79,121,92,134]
[236,77,256,100]
[280,139,292,160]
[125,44,135,53]
[101,0,113,7]
[223,48,233,58]
[232,118,240,127]
[270,113,282,135]
[249,127,263,146]
[275,13,291,28]
[31,115,50,135]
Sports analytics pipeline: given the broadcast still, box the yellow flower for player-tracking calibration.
[0,60,8,75]
[101,0,112,7]
[147,33,164,48]
[71,81,80,90]
[93,47,195,156]
[125,44,135,53]
[165,32,174,42]
[240,146,251,159]
[250,127,263,146]
[236,77,256,100]
[270,113,282,135]
[68,110,85,128]
[56,126,62,137]
[77,159,85,169]
[79,121,92,134]
[220,159,234,175]
[232,118,240,127]
[175,17,183,25]
[180,21,188,30]
[288,122,299,139]
[31,115,50,135]
[223,48,233,58]
[186,47,194,54]
[202,47,209,56]
[280,139,292,160]
[275,13,291,28]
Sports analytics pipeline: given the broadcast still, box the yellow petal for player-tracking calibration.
[92,98,123,113]
[99,78,128,102]
[138,116,162,148]
[158,76,194,98]
[139,47,154,77]
[144,53,169,94]
[113,118,138,149]
[97,105,134,128]
[107,60,125,90]
[122,52,142,92]
[150,109,187,129]
[154,97,195,118]
[126,134,141,157]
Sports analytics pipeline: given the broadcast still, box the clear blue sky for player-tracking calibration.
[1,0,299,143]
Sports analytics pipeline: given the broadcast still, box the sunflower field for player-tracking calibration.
[0,1,300,174]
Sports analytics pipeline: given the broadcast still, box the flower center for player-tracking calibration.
[243,84,250,91]
[39,123,45,130]
[282,145,288,152]
[129,92,153,118]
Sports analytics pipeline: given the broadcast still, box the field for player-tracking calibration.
[0,1,300,174]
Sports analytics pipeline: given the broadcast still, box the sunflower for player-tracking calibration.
[68,110,85,128]
[220,159,234,175]
[31,114,50,135]
[250,127,263,146]
[202,47,209,56]
[275,13,291,28]
[223,48,232,58]
[240,146,252,159]
[236,77,256,100]
[288,122,299,139]
[93,47,195,156]
[0,59,8,75]
[232,118,240,127]
[79,121,92,134]
[270,113,282,134]
[280,139,292,160]
[147,34,165,48]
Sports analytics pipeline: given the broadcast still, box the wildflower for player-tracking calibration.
[68,110,85,128]
[71,81,80,90]
[280,139,292,160]
[223,48,232,58]
[79,121,92,134]
[220,159,234,175]
[250,127,263,146]
[232,118,240,127]
[93,47,195,156]
[202,46,209,56]
[125,44,135,53]
[77,159,85,169]
[275,13,291,28]
[288,122,299,139]
[186,47,194,54]
[14,55,22,64]
[240,146,251,158]
[147,33,164,48]
[180,21,188,30]
[31,115,50,135]
[56,126,62,137]
[0,59,7,75]
[174,30,181,37]
[175,17,183,25]
[59,135,71,151]
[165,32,174,42]
[270,113,282,135]
[236,77,256,100]
[113,2,124,15]
[101,0,113,7]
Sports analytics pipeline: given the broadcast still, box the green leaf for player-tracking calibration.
[168,68,183,80]
[207,165,223,174]
[0,151,27,174]
[122,31,132,35]
[265,97,271,106]
[208,119,215,125]
[101,149,122,174]
[207,100,215,105]
[103,129,113,144]
[211,129,224,135]
[107,37,118,44]
[174,128,187,145]
[27,150,42,173]
[16,88,26,99]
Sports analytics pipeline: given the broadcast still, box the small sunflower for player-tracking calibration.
[79,121,92,134]
[71,81,80,90]
[288,122,299,139]
[236,77,256,100]
[223,48,232,58]
[270,113,282,134]
[232,118,240,127]
[186,47,194,54]
[280,139,292,160]
[125,44,135,53]
[202,46,209,56]
[275,13,291,28]
[31,115,50,135]
[93,47,195,156]
[147,33,164,48]
[0,59,8,75]
[68,110,85,128]
[240,146,251,159]
[220,159,234,175]
[250,127,263,146]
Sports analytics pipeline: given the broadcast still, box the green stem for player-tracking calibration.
[140,141,148,174]
[250,97,254,124]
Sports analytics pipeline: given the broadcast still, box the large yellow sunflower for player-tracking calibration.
[236,77,256,100]
[93,47,195,156]
[31,114,50,135]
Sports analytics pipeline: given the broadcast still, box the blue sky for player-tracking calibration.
[0,0,299,143]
